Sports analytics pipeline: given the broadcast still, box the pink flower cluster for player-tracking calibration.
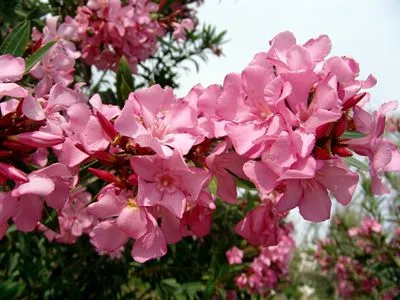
[29,0,197,88]
[348,217,382,237]
[314,217,400,299]
[1,31,399,264]
[74,0,164,71]
[335,255,381,297]
[233,224,295,295]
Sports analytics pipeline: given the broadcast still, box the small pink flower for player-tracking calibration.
[226,246,244,265]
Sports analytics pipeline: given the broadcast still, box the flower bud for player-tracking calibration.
[9,131,65,148]
[0,162,28,182]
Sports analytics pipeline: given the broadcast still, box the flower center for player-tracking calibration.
[156,173,176,193]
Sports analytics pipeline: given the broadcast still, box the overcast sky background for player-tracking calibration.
[175,0,400,242]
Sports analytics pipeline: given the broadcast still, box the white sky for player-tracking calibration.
[176,0,400,243]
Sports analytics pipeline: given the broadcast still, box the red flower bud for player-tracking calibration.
[91,150,117,166]
[332,117,347,138]
[127,173,138,186]
[88,168,122,186]
[332,146,353,157]
[342,92,366,111]
[96,111,118,140]
[0,162,28,182]
[313,147,332,160]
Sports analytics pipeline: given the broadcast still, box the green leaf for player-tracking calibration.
[208,177,217,196]
[344,157,369,172]
[0,22,30,57]
[42,201,60,233]
[0,280,25,300]
[340,130,367,139]
[116,56,134,107]
[24,41,56,73]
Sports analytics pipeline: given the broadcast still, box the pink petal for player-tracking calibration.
[279,156,316,180]
[22,96,45,120]
[88,187,125,218]
[243,161,277,195]
[13,195,43,232]
[131,224,167,263]
[11,175,55,197]
[43,182,69,209]
[303,35,332,62]
[161,189,186,218]
[67,102,91,133]
[58,138,89,167]
[0,83,28,98]
[316,159,359,206]
[160,208,182,244]
[216,172,238,204]
[0,192,17,224]
[116,206,148,239]
[137,180,162,207]
[90,221,129,252]
[130,155,159,180]
[0,55,25,82]
[164,102,197,131]
[276,180,303,212]
[48,84,82,111]
[286,45,313,70]
[299,181,331,222]
[114,99,147,137]
[0,223,8,240]
[80,116,110,152]
[226,123,266,155]
[181,167,210,201]
[135,85,174,128]
[164,133,196,155]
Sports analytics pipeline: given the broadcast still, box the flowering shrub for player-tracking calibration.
[228,222,296,297]
[0,0,399,298]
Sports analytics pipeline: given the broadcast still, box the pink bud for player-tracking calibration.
[91,150,117,166]
[0,162,28,182]
[313,147,332,160]
[332,146,353,157]
[127,174,138,186]
[342,92,366,111]
[88,168,122,187]
[96,111,117,140]
[9,132,65,148]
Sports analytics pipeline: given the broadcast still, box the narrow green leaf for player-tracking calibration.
[116,56,134,106]
[344,156,369,172]
[0,22,30,57]
[42,201,60,233]
[340,130,367,139]
[208,177,217,196]
[24,41,56,73]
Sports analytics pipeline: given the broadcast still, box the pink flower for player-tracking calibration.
[88,185,168,262]
[173,18,194,41]
[115,85,198,157]
[12,163,75,210]
[226,246,244,265]
[131,151,210,218]
[348,102,400,194]
[0,54,28,99]
[205,141,248,204]
[235,200,279,246]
